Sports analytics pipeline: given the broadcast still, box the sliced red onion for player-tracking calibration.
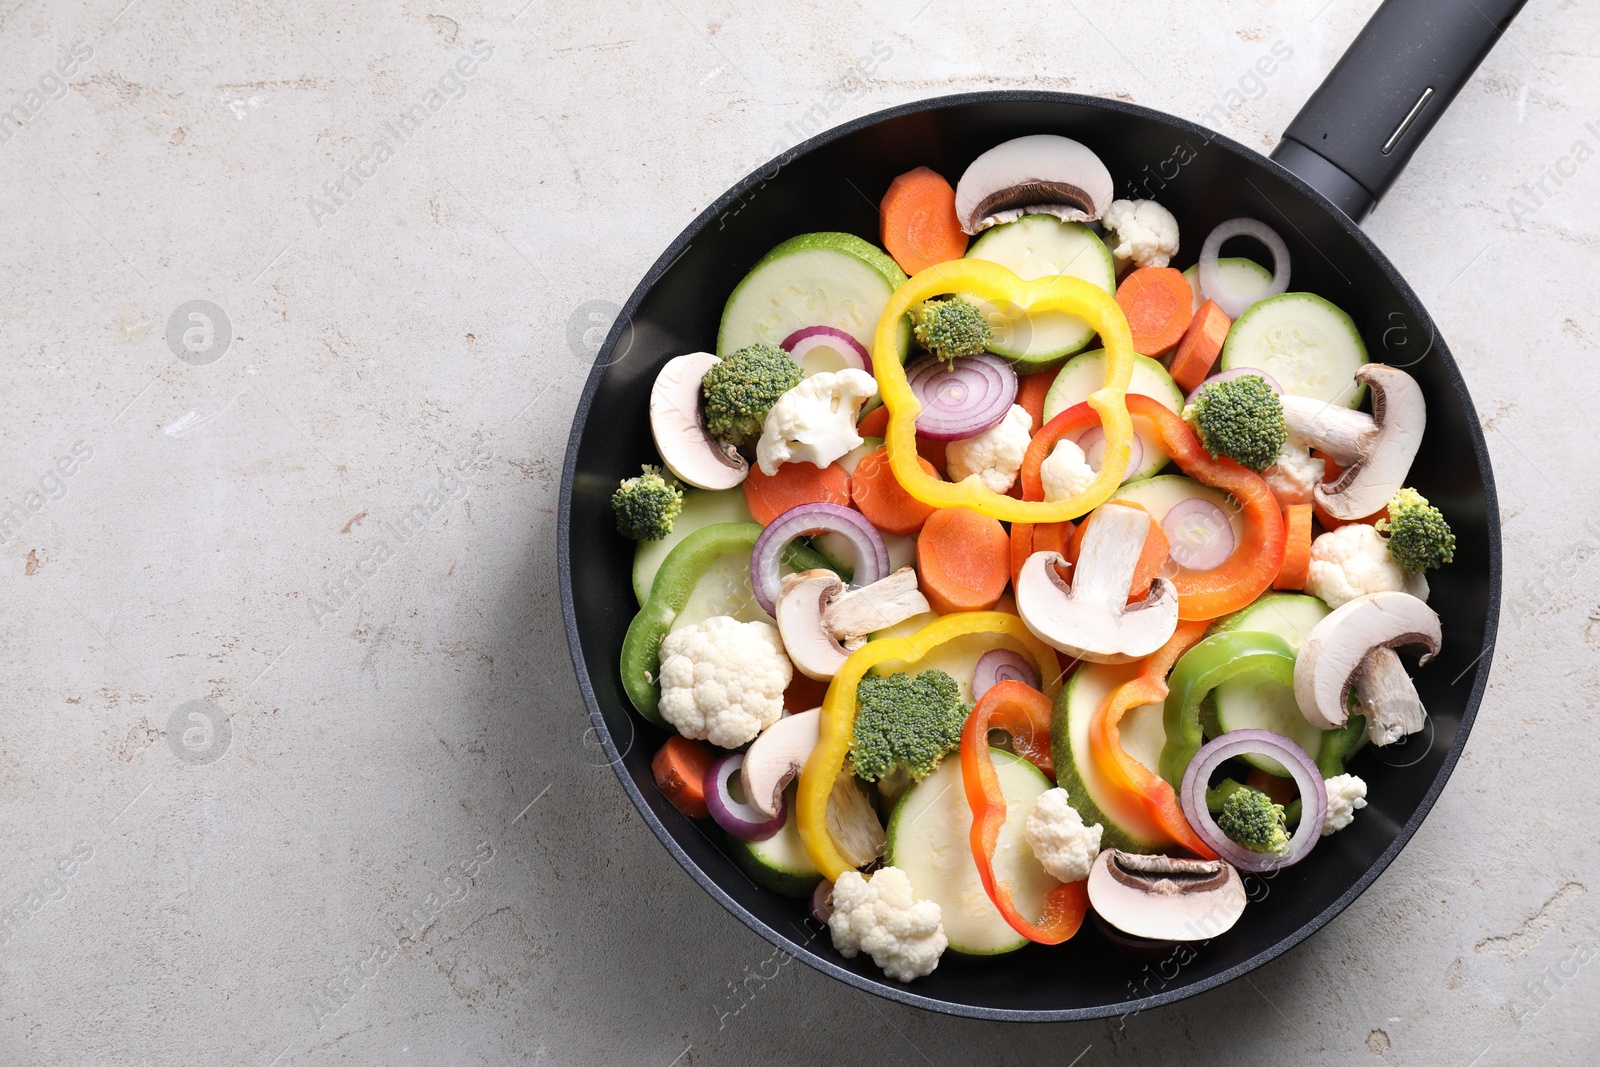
[1184,368,1282,406]
[1075,427,1145,483]
[905,353,1018,441]
[810,878,834,924]
[781,326,872,376]
[1197,218,1291,318]
[1162,497,1236,572]
[707,751,786,841]
[972,649,1040,701]
[1179,729,1326,872]
[750,502,888,616]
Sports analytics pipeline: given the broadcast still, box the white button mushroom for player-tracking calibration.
[1278,364,1424,521]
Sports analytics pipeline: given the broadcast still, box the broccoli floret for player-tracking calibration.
[611,465,684,541]
[849,669,969,782]
[700,343,802,444]
[1215,785,1291,855]
[1189,375,1286,472]
[911,297,990,363]
[1377,487,1455,572]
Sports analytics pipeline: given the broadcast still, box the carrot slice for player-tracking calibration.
[651,736,717,819]
[783,672,830,714]
[857,405,947,475]
[916,507,1011,615]
[1066,502,1170,603]
[1016,367,1060,435]
[742,461,851,527]
[1245,767,1298,803]
[856,404,889,439]
[851,447,939,536]
[880,166,969,275]
[1009,522,1034,591]
[1114,267,1195,356]
[1274,504,1313,590]
[917,434,949,479]
[1169,300,1231,392]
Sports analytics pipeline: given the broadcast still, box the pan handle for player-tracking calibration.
[1270,0,1528,222]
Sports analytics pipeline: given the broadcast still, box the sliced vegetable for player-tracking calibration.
[972,650,1041,703]
[728,785,823,898]
[1168,300,1232,394]
[1114,266,1195,356]
[707,751,786,840]
[963,216,1116,367]
[1178,729,1328,871]
[1064,501,1171,603]
[1196,218,1291,318]
[652,736,717,819]
[905,353,1018,440]
[718,232,907,356]
[880,166,969,275]
[741,458,851,527]
[915,507,1012,615]
[776,568,929,680]
[1293,590,1441,745]
[633,486,752,605]
[1040,347,1182,482]
[1184,367,1281,407]
[849,447,938,536]
[1016,365,1059,433]
[751,502,888,616]
[781,325,872,376]
[1219,292,1368,409]
[1158,630,1297,786]
[650,353,750,490]
[1274,504,1313,590]
[1161,497,1236,572]
[742,709,820,817]
[1087,850,1246,942]
[1055,662,1170,852]
[1279,364,1425,521]
[954,135,1114,233]
[1183,257,1273,314]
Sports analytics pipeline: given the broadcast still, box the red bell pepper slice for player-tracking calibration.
[960,680,1087,945]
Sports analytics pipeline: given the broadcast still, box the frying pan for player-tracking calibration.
[560,0,1518,1020]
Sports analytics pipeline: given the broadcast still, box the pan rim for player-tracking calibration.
[557,88,1502,1022]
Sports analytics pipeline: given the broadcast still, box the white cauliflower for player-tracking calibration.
[756,369,877,476]
[1263,439,1326,507]
[827,866,946,983]
[1101,199,1181,269]
[1025,788,1103,883]
[945,404,1032,494]
[656,616,792,748]
[1322,774,1368,835]
[1304,523,1409,609]
[1040,438,1096,502]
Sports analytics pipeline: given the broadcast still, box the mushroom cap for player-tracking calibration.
[953,134,1115,235]
[650,352,749,490]
[740,708,820,819]
[1087,850,1247,943]
[1314,364,1425,521]
[774,570,859,681]
[1293,590,1442,730]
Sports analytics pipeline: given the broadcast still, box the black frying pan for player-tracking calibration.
[560,0,1517,1020]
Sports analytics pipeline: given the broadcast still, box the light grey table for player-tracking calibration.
[3,1,1596,1063]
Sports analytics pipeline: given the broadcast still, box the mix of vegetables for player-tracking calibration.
[613,134,1456,984]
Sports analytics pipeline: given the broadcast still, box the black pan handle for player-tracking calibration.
[1270,0,1528,222]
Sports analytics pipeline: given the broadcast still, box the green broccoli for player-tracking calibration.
[849,669,969,783]
[911,297,990,363]
[1189,374,1286,472]
[700,343,802,444]
[1377,487,1455,572]
[610,465,684,541]
[1215,785,1291,855]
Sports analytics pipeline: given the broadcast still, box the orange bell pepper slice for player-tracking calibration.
[960,680,1087,944]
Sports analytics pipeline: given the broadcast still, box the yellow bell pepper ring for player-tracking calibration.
[796,612,1063,882]
[872,259,1136,523]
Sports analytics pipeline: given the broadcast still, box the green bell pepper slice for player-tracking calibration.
[619,521,835,724]
[1158,630,1297,787]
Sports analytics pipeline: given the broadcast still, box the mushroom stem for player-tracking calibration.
[826,773,886,868]
[1279,396,1375,464]
[823,567,929,642]
[1355,646,1427,746]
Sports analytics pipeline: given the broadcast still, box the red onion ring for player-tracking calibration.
[1184,368,1282,406]
[1162,497,1236,572]
[750,502,888,616]
[707,751,786,841]
[781,326,872,376]
[1074,427,1145,483]
[1197,218,1291,318]
[810,878,834,924]
[1179,729,1326,871]
[905,353,1018,441]
[972,649,1040,701]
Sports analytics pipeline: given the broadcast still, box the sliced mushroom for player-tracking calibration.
[954,134,1115,235]
[1015,505,1178,663]
[650,352,749,490]
[1293,590,1442,746]
[827,772,886,868]
[1278,364,1424,520]
[742,708,819,819]
[775,567,930,680]
[1087,850,1247,943]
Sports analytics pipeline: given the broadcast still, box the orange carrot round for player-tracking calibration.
[1169,299,1232,392]
[880,166,968,275]
[742,461,851,527]
[1016,367,1060,435]
[1114,266,1195,356]
[651,736,717,819]
[916,507,1011,615]
[1274,504,1312,590]
[855,404,890,439]
[851,447,939,536]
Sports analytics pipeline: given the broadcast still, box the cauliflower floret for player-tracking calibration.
[945,404,1032,494]
[1040,438,1096,502]
[1025,788,1103,883]
[1322,774,1368,836]
[1101,199,1181,269]
[827,866,947,983]
[1304,523,1409,609]
[1263,439,1326,507]
[756,369,878,476]
[656,616,792,748]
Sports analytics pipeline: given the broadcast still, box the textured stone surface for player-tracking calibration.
[2,1,1597,1063]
